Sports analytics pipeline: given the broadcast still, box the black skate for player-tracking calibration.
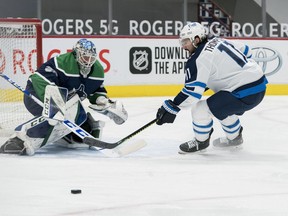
[213,127,243,148]
[179,129,213,154]
[0,137,26,155]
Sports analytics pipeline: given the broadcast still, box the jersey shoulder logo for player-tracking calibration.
[44,66,57,76]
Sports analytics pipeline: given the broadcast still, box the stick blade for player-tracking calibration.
[112,139,147,156]
[83,137,147,157]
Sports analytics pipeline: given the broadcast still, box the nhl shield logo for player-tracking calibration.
[129,47,152,74]
[133,51,148,71]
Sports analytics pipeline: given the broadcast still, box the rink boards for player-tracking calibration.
[0,36,287,99]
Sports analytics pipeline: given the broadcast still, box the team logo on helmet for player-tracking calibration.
[129,47,152,74]
[251,47,282,76]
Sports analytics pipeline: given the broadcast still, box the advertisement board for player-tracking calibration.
[1,36,287,96]
[42,36,288,96]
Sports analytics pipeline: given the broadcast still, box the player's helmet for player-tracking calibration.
[179,22,206,47]
[73,39,97,77]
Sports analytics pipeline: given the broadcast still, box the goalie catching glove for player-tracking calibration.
[89,96,128,125]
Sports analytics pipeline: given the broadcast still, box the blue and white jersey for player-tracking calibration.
[173,37,267,108]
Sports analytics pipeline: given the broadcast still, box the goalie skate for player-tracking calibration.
[0,137,26,155]
[213,127,243,149]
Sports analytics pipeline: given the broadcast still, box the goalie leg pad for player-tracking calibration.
[15,116,69,155]
[1,95,89,155]
[63,112,105,146]
[14,117,78,155]
[56,116,105,149]
[43,85,68,121]
[0,116,52,155]
[87,112,105,139]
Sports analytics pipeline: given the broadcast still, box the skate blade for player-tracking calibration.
[212,144,243,151]
[178,148,207,155]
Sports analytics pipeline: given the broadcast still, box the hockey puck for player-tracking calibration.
[71,189,82,194]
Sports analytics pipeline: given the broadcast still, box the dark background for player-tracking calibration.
[0,0,278,36]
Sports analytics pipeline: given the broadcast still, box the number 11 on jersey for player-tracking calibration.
[217,41,248,67]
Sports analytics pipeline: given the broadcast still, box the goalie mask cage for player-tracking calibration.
[0,18,42,136]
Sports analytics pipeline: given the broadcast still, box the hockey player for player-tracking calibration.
[0,38,128,155]
[156,22,267,153]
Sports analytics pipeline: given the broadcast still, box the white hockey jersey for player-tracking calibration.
[173,37,267,108]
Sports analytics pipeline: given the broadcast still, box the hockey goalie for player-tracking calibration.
[0,39,128,155]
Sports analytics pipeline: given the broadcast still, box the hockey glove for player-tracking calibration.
[92,96,112,111]
[89,96,128,125]
[156,100,180,125]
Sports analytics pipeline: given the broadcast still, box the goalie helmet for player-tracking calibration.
[73,39,97,78]
[179,22,206,47]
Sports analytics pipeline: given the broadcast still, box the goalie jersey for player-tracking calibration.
[27,52,107,104]
[173,37,267,107]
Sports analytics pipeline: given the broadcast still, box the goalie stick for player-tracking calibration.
[83,119,157,149]
[0,74,145,157]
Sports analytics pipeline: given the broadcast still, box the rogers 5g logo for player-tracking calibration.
[251,47,282,76]
[129,47,152,74]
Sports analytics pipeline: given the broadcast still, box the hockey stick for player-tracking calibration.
[0,74,145,157]
[83,118,157,149]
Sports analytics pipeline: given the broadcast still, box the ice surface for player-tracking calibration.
[0,96,288,216]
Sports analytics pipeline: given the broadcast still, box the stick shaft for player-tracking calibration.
[83,119,157,149]
[117,119,157,145]
[0,74,43,106]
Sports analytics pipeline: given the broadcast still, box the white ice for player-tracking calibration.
[0,96,288,216]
